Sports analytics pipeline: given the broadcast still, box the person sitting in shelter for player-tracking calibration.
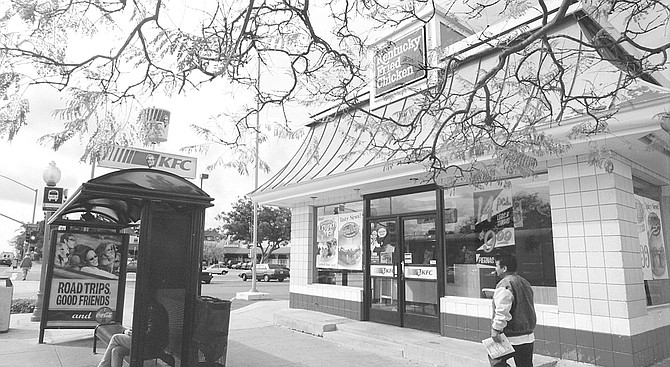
[96,295,170,367]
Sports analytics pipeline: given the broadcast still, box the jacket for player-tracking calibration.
[491,273,536,338]
[19,257,32,269]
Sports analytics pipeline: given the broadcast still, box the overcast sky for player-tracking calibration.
[0,81,304,253]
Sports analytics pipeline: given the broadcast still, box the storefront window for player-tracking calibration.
[633,176,670,306]
[315,201,364,286]
[444,175,556,302]
[370,191,436,216]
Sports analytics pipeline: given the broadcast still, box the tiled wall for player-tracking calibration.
[289,293,363,320]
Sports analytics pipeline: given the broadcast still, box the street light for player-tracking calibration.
[31,161,62,324]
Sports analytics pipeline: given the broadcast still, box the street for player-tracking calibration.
[0,262,289,312]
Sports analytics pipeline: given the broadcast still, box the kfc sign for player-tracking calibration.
[374,27,426,96]
[99,145,197,179]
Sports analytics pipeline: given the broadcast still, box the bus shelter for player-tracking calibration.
[43,168,213,367]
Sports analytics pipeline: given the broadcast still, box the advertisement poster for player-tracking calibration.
[316,212,363,270]
[635,195,668,280]
[474,187,515,265]
[316,215,338,269]
[337,212,363,270]
[44,231,127,327]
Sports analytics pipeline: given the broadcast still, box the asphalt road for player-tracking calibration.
[1,263,289,312]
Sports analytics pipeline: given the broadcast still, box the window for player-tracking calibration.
[633,176,670,306]
[315,201,364,286]
[444,175,556,303]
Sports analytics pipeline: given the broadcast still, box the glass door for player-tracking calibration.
[402,216,439,332]
[369,219,401,326]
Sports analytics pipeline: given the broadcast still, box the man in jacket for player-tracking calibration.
[490,253,536,367]
[19,254,32,280]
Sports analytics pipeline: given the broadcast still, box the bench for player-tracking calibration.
[93,323,175,366]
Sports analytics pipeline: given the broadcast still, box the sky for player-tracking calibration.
[0,81,304,253]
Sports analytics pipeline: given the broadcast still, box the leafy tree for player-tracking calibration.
[0,1,668,182]
[216,197,290,263]
[9,221,45,258]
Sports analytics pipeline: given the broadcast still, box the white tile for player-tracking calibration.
[604,252,624,268]
[549,179,565,194]
[585,236,604,252]
[554,252,571,267]
[557,281,573,297]
[601,221,621,236]
[602,235,623,251]
[581,191,600,206]
[563,163,579,179]
[574,314,594,331]
[583,221,602,237]
[609,317,631,335]
[568,237,586,252]
[570,252,587,267]
[596,174,615,189]
[577,162,595,177]
[565,192,582,207]
[556,267,572,282]
[580,175,597,191]
[590,299,610,316]
[605,268,625,284]
[589,283,608,300]
[559,312,576,328]
[567,222,585,237]
[550,194,566,209]
[599,204,619,220]
[553,238,570,252]
[592,315,611,333]
[552,209,567,223]
[573,298,592,315]
[543,310,559,327]
[552,223,568,238]
[547,166,563,181]
[586,252,605,268]
[563,177,581,193]
[598,189,618,205]
[572,267,589,283]
[587,268,607,284]
[582,206,601,221]
[573,282,590,298]
[565,207,583,222]
[558,297,574,312]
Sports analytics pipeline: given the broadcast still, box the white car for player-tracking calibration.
[204,263,229,275]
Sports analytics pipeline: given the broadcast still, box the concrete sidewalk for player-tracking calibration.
[1,299,669,367]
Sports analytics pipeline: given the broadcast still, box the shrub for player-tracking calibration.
[11,298,36,314]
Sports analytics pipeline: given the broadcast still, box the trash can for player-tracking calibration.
[0,277,13,333]
[193,296,231,367]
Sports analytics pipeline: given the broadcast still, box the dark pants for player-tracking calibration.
[488,342,533,367]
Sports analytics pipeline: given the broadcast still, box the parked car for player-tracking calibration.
[200,271,213,284]
[239,263,290,282]
[204,263,228,275]
[126,259,138,272]
[0,257,12,266]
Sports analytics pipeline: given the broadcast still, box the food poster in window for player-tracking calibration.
[317,215,338,268]
[635,195,668,280]
[473,187,516,265]
[44,231,127,328]
[337,212,363,270]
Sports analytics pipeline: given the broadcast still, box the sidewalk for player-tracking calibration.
[1,299,669,367]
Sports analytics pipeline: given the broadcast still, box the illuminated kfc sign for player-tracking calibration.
[374,27,427,96]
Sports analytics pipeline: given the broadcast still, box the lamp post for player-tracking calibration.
[31,161,62,323]
[199,173,209,189]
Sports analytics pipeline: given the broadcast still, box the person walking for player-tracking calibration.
[490,253,536,367]
[19,254,32,280]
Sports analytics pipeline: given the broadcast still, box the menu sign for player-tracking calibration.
[316,212,363,270]
[374,27,426,96]
[635,195,668,280]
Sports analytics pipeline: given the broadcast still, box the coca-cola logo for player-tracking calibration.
[95,307,114,325]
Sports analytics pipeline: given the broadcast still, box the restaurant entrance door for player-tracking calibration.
[368,215,440,332]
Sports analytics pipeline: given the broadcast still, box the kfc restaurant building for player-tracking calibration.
[250,4,670,367]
